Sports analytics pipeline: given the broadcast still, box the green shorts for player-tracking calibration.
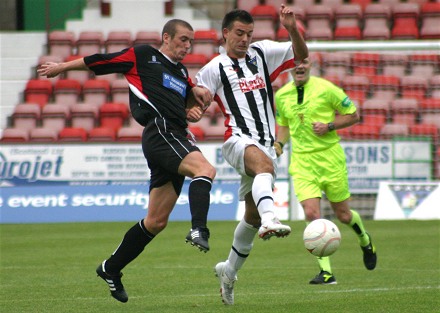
[289,143,350,203]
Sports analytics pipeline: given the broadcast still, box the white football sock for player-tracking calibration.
[252,173,275,224]
[226,219,257,278]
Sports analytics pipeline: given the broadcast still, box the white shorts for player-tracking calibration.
[222,134,278,200]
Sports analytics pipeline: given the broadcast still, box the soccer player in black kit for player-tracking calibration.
[38,19,216,303]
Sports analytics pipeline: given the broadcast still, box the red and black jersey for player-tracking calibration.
[84,44,193,128]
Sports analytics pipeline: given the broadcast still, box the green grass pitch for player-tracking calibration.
[1,220,439,313]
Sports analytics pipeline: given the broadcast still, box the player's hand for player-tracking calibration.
[312,122,329,136]
[186,106,204,123]
[37,62,63,78]
[279,4,297,30]
[191,86,212,110]
[274,141,284,157]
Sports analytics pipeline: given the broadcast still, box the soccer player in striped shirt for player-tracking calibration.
[275,57,377,285]
[195,5,308,305]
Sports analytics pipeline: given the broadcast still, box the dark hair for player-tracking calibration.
[221,9,254,32]
[162,19,193,40]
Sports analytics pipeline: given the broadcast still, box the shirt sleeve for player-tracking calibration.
[328,84,357,115]
[84,47,136,75]
[251,40,295,78]
[195,60,220,96]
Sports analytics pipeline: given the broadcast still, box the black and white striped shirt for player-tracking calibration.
[196,40,296,147]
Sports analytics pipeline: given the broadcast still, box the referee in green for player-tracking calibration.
[274,57,377,284]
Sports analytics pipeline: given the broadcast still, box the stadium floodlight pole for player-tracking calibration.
[308,40,440,52]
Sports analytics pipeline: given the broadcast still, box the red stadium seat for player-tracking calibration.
[380,123,409,139]
[71,103,99,132]
[29,128,58,142]
[0,128,29,142]
[334,26,362,40]
[53,79,82,107]
[99,102,129,131]
[41,103,71,133]
[110,79,129,105]
[361,99,391,115]
[350,124,381,139]
[400,75,429,101]
[59,127,88,142]
[352,53,380,77]
[88,127,116,142]
[420,98,440,112]
[334,4,363,28]
[76,31,104,56]
[11,103,41,131]
[133,31,161,48]
[192,29,219,59]
[48,31,76,59]
[105,31,132,53]
[83,79,111,107]
[409,124,438,143]
[117,126,143,142]
[182,53,209,83]
[24,79,53,108]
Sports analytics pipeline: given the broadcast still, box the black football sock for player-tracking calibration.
[104,219,155,274]
[188,176,212,229]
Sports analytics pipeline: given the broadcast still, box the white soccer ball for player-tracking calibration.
[303,219,341,257]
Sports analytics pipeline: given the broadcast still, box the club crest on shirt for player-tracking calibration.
[148,55,161,64]
[238,74,266,93]
[248,56,257,67]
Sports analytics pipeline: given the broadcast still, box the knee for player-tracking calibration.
[145,218,168,235]
[335,209,352,224]
[303,206,321,222]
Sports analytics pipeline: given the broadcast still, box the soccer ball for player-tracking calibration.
[303,219,341,257]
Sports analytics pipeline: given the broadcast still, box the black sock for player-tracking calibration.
[105,219,155,273]
[188,176,212,229]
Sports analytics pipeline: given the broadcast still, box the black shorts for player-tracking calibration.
[142,117,200,194]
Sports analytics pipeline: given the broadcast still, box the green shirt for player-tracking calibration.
[275,76,356,153]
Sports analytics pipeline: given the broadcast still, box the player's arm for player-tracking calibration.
[274,125,290,157]
[279,4,308,64]
[312,111,360,136]
[37,57,88,78]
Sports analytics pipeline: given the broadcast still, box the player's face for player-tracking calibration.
[224,21,253,59]
[292,58,311,86]
[165,25,194,62]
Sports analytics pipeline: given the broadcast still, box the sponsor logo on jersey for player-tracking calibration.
[238,74,266,93]
[163,73,187,97]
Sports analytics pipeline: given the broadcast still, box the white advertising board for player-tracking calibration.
[374,181,440,220]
